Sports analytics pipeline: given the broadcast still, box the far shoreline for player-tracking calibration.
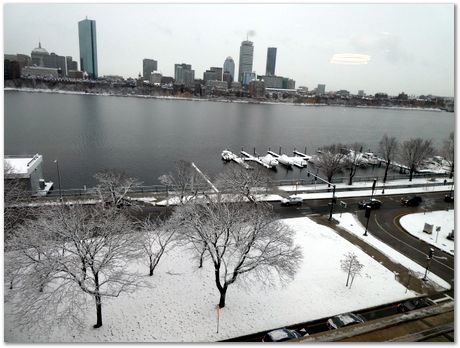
[4,87,446,113]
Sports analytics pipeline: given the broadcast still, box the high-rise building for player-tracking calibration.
[242,71,256,86]
[66,56,78,72]
[210,67,223,81]
[238,40,254,83]
[223,56,235,79]
[78,18,98,79]
[44,53,67,76]
[143,59,158,81]
[31,42,49,67]
[317,84,326,95]
[265,47,277,76]
[174,63,194,88]
[282,77,296,90]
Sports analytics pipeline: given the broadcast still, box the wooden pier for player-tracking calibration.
[241,151,274,169]
[267,150,307,168]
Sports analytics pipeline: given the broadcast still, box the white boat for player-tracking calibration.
[260,154,279,167]
[221,149,235,161]
[278,154,295,166]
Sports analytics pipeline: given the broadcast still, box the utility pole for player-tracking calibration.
[422,248,435,281]
[54,159,62,201]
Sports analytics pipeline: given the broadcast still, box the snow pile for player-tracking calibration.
[399,210,454,255]
[334,213,451,290]
[5,217,416,343]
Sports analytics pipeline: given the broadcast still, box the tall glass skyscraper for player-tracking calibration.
[223,56,235,80]
[78,18,98,79]
[266,47,277,76]
[238,40,254,83]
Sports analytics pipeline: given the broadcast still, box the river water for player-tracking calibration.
[4,90,454,189]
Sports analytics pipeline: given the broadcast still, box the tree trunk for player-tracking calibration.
[350,274,356,288]
[409,169,414,181]
[345,268,351,287]
[94,294,103,328]
[149,267,154,276]
[383,162,390,183]
[348,167,353,186]
[219,287,227,308]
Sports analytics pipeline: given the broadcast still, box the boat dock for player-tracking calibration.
[221,149,252,169]
[241,151,274,169]
[293,150,312,161]
[267,150,307,168]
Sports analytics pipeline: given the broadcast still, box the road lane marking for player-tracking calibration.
[373,215,454,272]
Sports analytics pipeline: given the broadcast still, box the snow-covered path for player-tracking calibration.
[5,217,418,343]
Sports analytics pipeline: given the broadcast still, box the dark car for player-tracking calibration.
[262,328,303,342]
[397,297,433,313]
[358,198,382,209]
[327,312,366,330]
[444,194,454,203]
[401,195,422,207]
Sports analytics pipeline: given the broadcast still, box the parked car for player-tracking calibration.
[444,194,454,203]
[327,312,366,330]
[401,195,422,207]
[397,297,433,313]
[281,196,303,206]
[358,198,382,209]
[262,328,303,342]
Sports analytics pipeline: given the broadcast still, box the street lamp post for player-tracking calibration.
[328,184,336,221]
[370,178,377,201]
[422,248,434,281]
[54,159,62,201]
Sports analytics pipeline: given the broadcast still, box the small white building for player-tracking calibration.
[4,154,53,196]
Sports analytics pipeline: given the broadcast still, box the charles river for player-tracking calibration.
[5,90,455,189]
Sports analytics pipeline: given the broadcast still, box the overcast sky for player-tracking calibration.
[3,3,454,96]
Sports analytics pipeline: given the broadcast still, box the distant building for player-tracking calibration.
[230,81,242,91]
[317,84,326,95]
[258,75,283,89]
[44,53,67,76]
[223,71,233,88]
[22,66,59,78]
[206,80,228,93]
[31,42,49,67]
[68,70,84,79]
[238,40,254,83]
[174,63,195,87]
[358,90,364,97]
[150,72,162,84]
[143,59,158,81]
[242,71,256,86]
[265,47,277,76]
[161,76,174,85]
[248,80,265,98]
[66,56,78,72]
[335,89,350,97]
[282,77,295,90]
[223,56,235,79]
[210,67,223,81]
[4,60,21,80]
[203,70,217,83]
[5,54,31,70]
[78,18,98,79]
[298,86,308,95]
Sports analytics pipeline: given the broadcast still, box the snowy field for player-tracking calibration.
[5,217,417,343]
[334,213,451,290]
[400,210,454,255]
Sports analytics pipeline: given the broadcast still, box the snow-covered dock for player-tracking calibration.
[221,150,252,169]
[240,151,275,169]
[267,150,307,168]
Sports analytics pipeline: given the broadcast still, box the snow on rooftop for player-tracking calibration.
[4,154,42,176]
[5,217,419,342]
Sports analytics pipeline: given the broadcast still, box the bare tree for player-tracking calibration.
[4,161,34,238]
[94,169,142,208]
[172,201,302,308]
[442,132,454,178]
[215,164,271,203]
[343,143,365,185]
[138,217,176,276]
[158,160,207,204]
[399,138,434,181]
[6,205,141,329]
[340,252,364,288]
[314,144,346,183]
[378,134,399,183]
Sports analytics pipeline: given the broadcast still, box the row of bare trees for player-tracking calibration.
[5,162,302,331]
[314,133,454,184]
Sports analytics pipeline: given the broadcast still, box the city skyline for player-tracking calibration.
[3,3,454,96]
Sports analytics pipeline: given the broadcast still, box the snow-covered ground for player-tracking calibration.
[5,217,418,343]
[333,213,451,290]
[400,210,454,256]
